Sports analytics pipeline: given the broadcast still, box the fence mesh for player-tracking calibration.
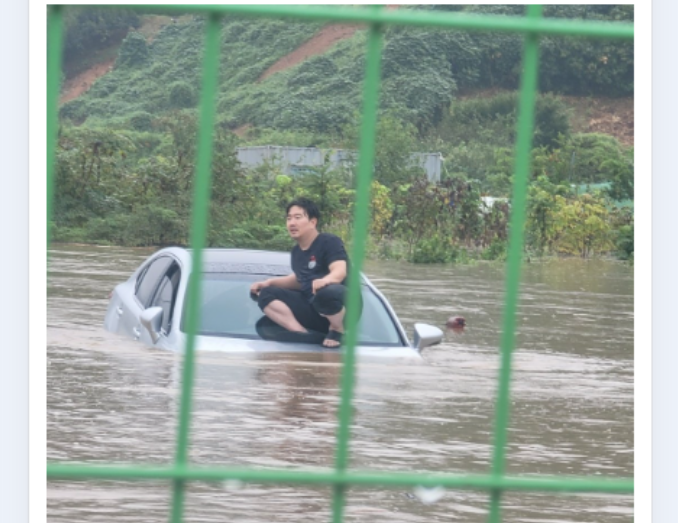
[46,5,634,523]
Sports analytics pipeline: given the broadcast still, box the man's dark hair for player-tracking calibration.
[286,198,320,224]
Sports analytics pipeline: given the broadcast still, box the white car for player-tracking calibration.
[104,247,443,358]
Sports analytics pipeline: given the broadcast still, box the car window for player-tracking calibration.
[185,273,404,345]
[150,263,181,333]
[135,256,174,307]
[355,290,403,345]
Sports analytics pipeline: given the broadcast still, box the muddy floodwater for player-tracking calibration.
[47,244,633,523]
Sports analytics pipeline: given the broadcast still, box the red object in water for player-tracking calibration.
[446,316,466,328]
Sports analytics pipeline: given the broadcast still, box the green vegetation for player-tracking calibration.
[53,110,633,262]
[62,7,141,77]
[60,6,633,132]
[54,6,634,263]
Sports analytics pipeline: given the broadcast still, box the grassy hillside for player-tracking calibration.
[60,6,633,138]
[61,16,324,126]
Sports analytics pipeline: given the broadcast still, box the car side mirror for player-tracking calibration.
[140,306,164,343]
[413,323,443,351]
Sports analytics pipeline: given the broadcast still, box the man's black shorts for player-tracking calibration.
[257,284,351,334]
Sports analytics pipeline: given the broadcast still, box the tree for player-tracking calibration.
[604,146,634,201]
[116,32,150,69]
[54,127,136,226]
[526,176,569,255]
[296,154,353,228]
[368,181,394,238]
[63,7,140,67]
[342,113,424,187]
[554,193,613,258]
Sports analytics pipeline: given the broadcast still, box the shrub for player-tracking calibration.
[610,206,634,261]
[380,32,457,131]
[545,133,632,186]
[445,92,570,150]
[240,127,326,148]
[59,99,89,123]
[539,36,633,96]
[129,111,154,132]
[212,227,255,248]
[287,56,339,89]
[481,200,510,247]
[126,205,185,246]
[369,181,394,237]
[481,239,507,261]
[51,225,87,244]
[451,93,517,123]
[463,5,633,96]
[63,8,140,65]
[540,5,634,96]
[342,113,423,186]
[85,214,132,245]
[526,178,567,255]
[421,29,482,90]
[410,234,456,264]
[168,81,197,109]
[553,193,613,258]
[88,75,118,98]
[614,223,634,261]
[116,32,149,68]
[604,146,634,201]
[533,94,572,149]
[84,206,186,247]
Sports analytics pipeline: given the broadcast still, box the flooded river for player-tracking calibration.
[47,244,633,522]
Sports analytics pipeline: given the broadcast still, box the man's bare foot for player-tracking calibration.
[323,329,343,348]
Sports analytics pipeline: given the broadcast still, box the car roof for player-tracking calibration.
[161,247,367,280]
[200,248,290,266]
[201,249,291,276]
[161,247,292,276]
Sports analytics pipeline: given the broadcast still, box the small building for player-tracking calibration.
[236,145,443,183]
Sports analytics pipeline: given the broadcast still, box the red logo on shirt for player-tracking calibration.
[308,255,317,269]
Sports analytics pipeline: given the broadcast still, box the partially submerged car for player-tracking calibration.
[103,247,443,358]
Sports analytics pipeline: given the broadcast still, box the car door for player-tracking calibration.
[117,255,175,342]
[145,262,182,345]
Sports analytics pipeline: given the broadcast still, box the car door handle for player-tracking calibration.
[116,307,124,316]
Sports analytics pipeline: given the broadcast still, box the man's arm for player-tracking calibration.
[311,260,347,294]
[251,273,300,295]
[266,273,301,289]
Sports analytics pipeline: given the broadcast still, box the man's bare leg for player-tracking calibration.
[263,300,307,333]
[321,307,345,347]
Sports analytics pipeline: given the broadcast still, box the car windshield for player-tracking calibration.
[185,273,404,346]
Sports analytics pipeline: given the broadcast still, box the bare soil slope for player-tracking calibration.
[60,59,115,104]
[59,15,181,105]
[258,24,360,82]
[563,95,634,147]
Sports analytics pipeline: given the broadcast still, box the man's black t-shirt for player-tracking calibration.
[291,233,349,300]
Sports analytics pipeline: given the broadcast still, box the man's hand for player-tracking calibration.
[250,280,270,295]
[312,277,332,294]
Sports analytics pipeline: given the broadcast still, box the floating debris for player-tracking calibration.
[413,485,445,504]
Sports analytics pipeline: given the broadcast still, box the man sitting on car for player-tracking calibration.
[250,198,352,348]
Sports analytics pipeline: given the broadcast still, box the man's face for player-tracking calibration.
[286,205,317,239]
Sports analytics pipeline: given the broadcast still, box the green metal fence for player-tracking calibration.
[46,5,634,523]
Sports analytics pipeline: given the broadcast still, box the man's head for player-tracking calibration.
[286,198,320,241]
